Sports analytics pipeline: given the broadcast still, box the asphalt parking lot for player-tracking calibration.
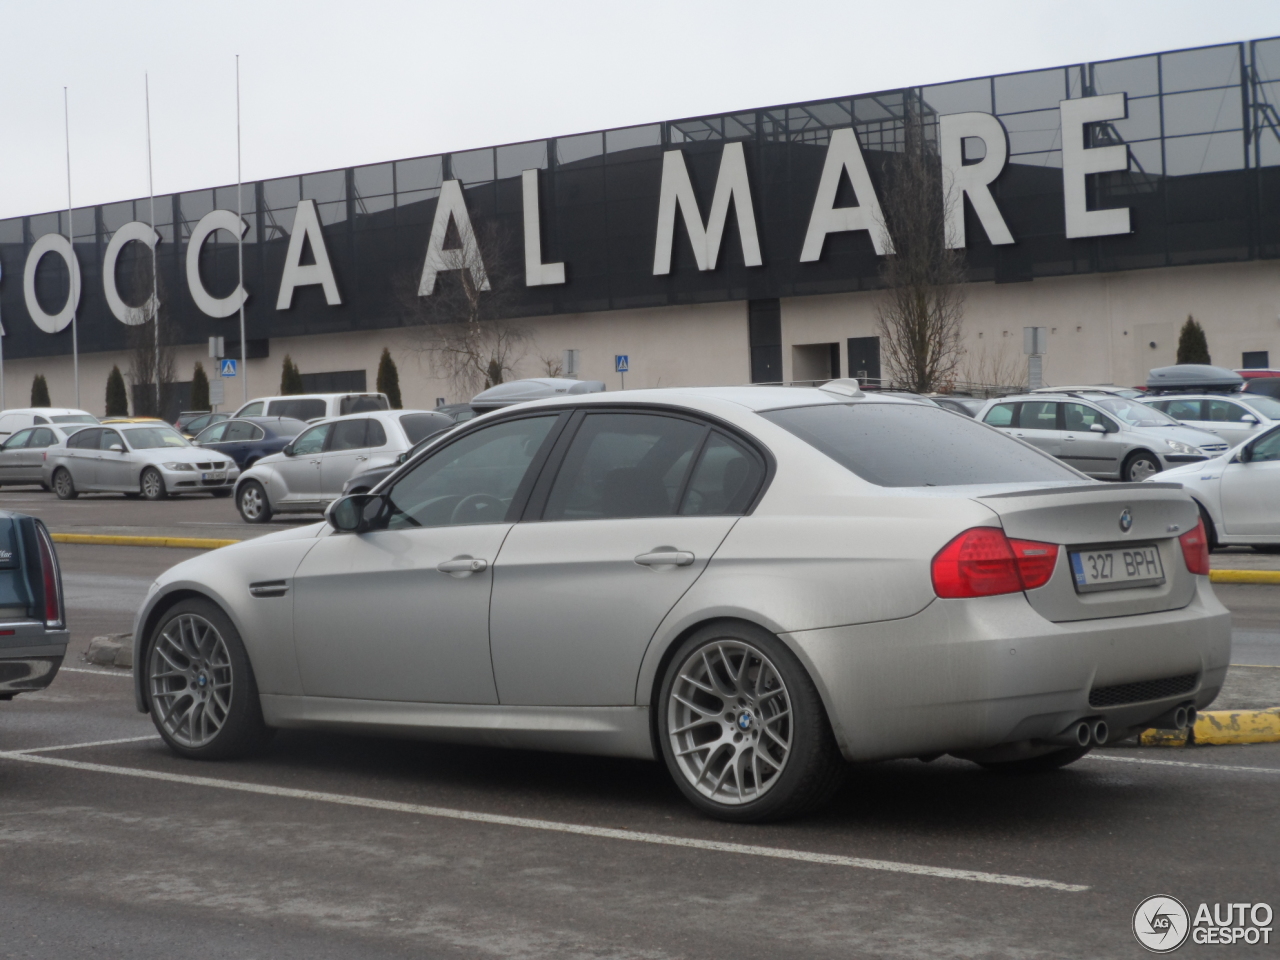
[3,489,1279,958]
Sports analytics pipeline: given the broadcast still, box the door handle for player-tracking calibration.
[634,550,695,567]
[355,456,368,462]
[437,556,488,576]
[310,459,321,464]
[1064,435,1076,441]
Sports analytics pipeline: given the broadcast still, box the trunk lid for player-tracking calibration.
[974,481,1199,622]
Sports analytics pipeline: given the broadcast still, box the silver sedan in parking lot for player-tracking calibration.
[0,424,92,487]
[44,423,239,500]
[132,382,1228,822]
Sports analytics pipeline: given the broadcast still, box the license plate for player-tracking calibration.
[1069,544,1164,593]
[202,471,226,482]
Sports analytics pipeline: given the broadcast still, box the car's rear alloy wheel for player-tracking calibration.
[146,598,271,759]
[52,468,77,500]
[1123,451,1161,482]
[237,481,271,523]
[140,467,167,500]
[658,622,844,822]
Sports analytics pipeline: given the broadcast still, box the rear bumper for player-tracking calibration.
[0,628,69,698]
[785,579,1230,762]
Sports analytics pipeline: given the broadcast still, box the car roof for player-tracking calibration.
[482,384,924,416]
[240,393,385,404]
[309,408,436,424]
[3,407,96,416]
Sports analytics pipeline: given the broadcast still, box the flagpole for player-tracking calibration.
[145,74,159,414]
[236,54,247,404]
[64,87,79,409]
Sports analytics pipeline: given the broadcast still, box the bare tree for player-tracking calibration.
[958,337,1027,395]
[121,252,177,417]
[400,217,529,397]
[875,99,967,393]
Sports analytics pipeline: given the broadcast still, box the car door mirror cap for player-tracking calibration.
[1242,414,1259,424]
[109,444,124,453]
[1089,422,1107,433]
[328,493,387,533]
[282,443,295,457]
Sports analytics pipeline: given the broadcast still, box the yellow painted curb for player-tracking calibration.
[1209,569,1280,585]
[51,533,240,550]
[1139,707,1280,747]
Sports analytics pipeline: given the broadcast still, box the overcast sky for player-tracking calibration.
[2,0,1278,221]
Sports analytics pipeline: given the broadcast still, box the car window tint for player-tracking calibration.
[340,395,389,415]
[222,421,257,442]
[268,398,327,421]
[1163,399,1203,420]
[1062,403,1105,430]
[198,422,229,443]
[680,433,765,516]
[1018,401,1058,430]
[983,403,1016,427]
[100,430,124,450]
[399,412,452,444]
[239,402,264,417]
[68,428,100,449]
[3,429,33,450]
[1206,399,1249,423]
[761,402,1078,487]
[50,415,97,424]
[291,424,330,456]
[366,419,387,447]
[543,413,707,521]
[329,419,368,451]
[28,428,57,447]
[1250,429,1280,462]
[385,416,556,529]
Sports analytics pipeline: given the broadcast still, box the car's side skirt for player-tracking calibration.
[259,695,655,760]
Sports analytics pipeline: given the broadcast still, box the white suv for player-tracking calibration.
[232,392,390,423]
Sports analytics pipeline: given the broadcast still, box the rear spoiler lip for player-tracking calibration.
[977,482,1184,500]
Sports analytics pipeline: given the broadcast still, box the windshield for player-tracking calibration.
[761,402,1078,487]
[1240,395,1280,419]
[51,415,98,424]
[1096,397,1180,427]
[123,426,190,450]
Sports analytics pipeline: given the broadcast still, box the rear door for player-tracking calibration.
[0,429,34,483]
[1014,401,1064,458]
[218,420,260,467]
[21,428,60,483]
[488,411,764,705]
[1221,428,1280,536]
[63,428,102,488]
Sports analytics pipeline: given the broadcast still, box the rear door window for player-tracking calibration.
[28,429,57,448]
[1017,401,1059,430]
[222,421,260,442]
[68,428,101,449]
[761,402,1077,487]
[399,412,452,443]
[1163,399,1203,420]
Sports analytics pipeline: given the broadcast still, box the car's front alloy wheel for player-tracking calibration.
[146,598,271,759]
[140,467,167,500]
[658,622,844,822]
[237,481,271,523]
[1124,451,1161,482]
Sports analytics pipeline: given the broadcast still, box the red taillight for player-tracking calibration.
[932,527,1059,598]
[1179,519,1211,576]
[35,525,62,627]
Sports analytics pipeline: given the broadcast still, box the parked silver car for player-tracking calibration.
[0,424,92,487]
[1142,393,1280,448]
[976,393,1227,481]
[234,409,437,523]
[133,383,1228,822]
[44,424,238,500]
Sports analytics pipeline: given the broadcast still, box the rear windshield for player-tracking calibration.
[399,412,452,444]
[267,398,327,421]
[761,402,1079,487]
[123,426,189,449]
[340,395,390,415]
[51,415,98,424]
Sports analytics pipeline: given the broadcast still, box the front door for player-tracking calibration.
[847,337,881,385]
[318,418,375,500]
[97,429,134,490]
[1204,399,1265,448]
[1059,403,1121,478]
[489,413,763,706]
[1221,428,1280,537]
[273,422,328,505]
[291,413,562,702]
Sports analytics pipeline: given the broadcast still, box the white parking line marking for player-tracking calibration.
[1088,754,1280,774]
[8,735,159,754]
[0,743,1086,892]
[60,666,132,679]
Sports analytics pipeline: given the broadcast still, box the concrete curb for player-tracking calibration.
[51,533,240,550]
[1139,707,1280,747]
[1209,569,1280,585]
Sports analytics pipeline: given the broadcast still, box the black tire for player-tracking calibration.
[144,597,272,760]
[656,620,845,823]
[237,480,272,523]
[52,468,78,500]
[1122,451,1162,483]
[978,746,1092,773]
[140,467,168,501]
[210,488,233,498]
[1194,500,1219,551]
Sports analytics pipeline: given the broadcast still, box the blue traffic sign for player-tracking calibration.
[615,355,629,373]
[220,358,238,377]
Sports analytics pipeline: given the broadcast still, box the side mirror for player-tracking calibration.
[110,444,124,453]
[1089,422,1107,433]
[282,442,295,457]
[328,493,387,533]
[396,451,408,464]
[1238,444,1253,464]
[1242,414,1259,425]
[191,440,201,446]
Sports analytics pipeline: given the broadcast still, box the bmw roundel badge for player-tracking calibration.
[1119,507,1133,533]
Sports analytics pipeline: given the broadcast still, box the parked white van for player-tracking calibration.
[0,408,99,440]
[231,393,390,423]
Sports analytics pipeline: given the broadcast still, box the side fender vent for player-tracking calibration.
[249,580,289,599]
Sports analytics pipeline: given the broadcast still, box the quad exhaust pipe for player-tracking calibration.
[1150,701,1198,731]
[1047,719,1109,747]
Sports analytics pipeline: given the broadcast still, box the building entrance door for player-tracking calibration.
[847,337,881,386]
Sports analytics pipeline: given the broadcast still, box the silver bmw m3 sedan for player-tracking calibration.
[132,382,1229,821]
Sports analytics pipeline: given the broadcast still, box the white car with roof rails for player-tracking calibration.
[976,392,1228,481]
[233,409,443,523]
[1142,393,1280,448]
[132,380,1228,822]
[232,392,391,423]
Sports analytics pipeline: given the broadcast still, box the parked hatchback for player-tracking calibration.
[193,417,308,470]
[0,424,93,487]
[1142,393,1280,447]
[977,393,1227,481]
